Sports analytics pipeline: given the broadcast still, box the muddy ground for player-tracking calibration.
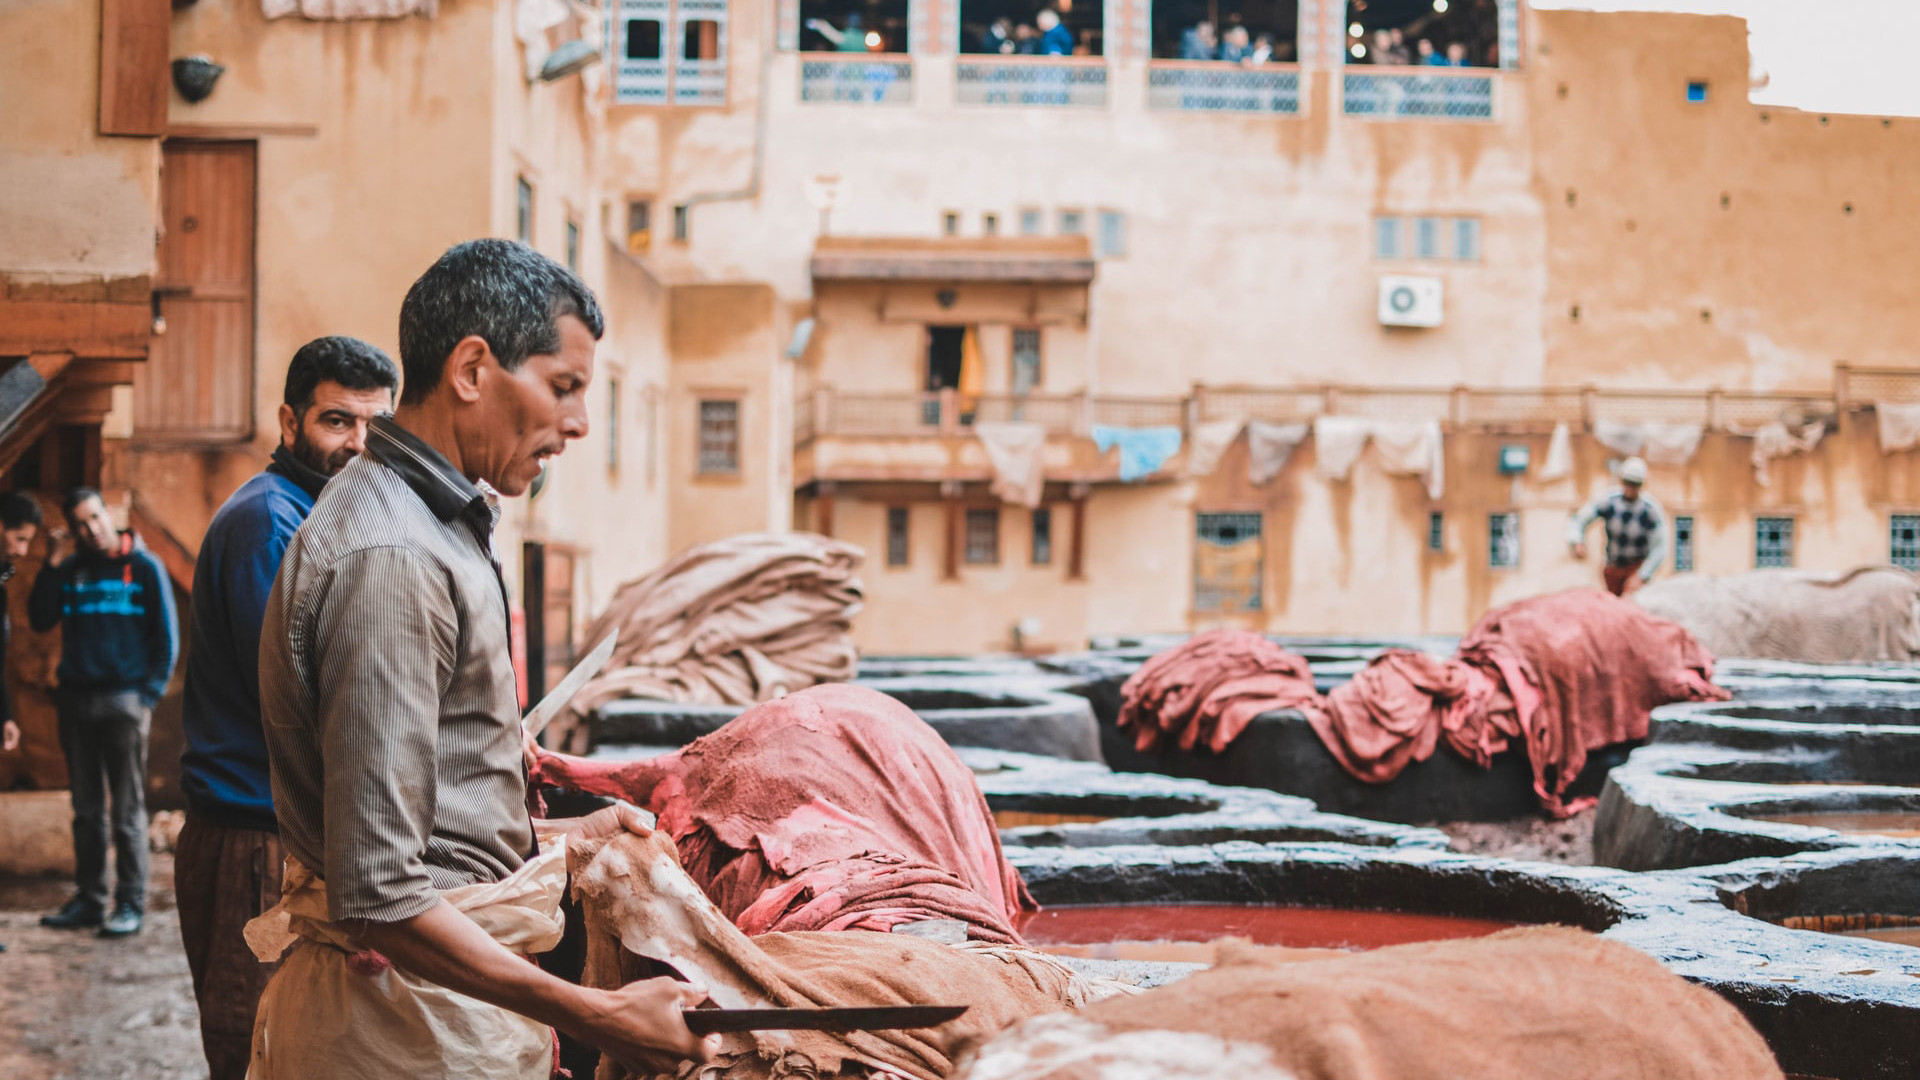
[1432,806,1598,865]
[0,853,208,1080]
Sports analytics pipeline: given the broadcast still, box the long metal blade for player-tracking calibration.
[682,1006,970,1035]
[522,631,617,739]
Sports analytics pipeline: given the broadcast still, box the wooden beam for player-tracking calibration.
[817,492,835,538]
[167,122,320,140]
[943,497,960,581]
[0,299,151,359]
[98,0,171,137]
[1068,497,1086,581]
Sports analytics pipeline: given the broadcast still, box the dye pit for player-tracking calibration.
[1015,903,1516,964]
[1752,811,1920,838]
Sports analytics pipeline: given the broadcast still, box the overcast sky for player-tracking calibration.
[1531,0,1918,117]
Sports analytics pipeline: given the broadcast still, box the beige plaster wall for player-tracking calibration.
[0,0,160,281]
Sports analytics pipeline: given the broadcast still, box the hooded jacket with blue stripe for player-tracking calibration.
[28,529,179,707]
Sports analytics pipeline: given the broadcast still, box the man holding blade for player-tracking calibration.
[250,239,717,1078]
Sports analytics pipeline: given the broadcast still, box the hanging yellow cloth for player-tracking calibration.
[958,325,986,413]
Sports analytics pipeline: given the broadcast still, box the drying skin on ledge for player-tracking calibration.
[1634,566,1920,663]
[535,684,1036,943]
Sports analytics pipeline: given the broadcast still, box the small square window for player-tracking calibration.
[1755,516,1794,568]
[1097,210,1127,258]
[516,176,535,245]
[697,399,740,474]
[886,506,910,567]
[1489,512,1520,568]
[1415,216,1440,260]
[1686,80,1709,103]
[1427,511,1444,552]
[982,212,1000,236]
[965,508,1000,565]
[626,199,653,254]
[942,211,960,236]
[1374,216,1401,259]
[1031,507,1053,565]
[1057,209,1085,235]
[1019,208,1044,236]
[1011,328,1042,394]
[1893,515,1920,571]
[626,19,663,59]
[683,18,720,60]
[1673,515,1695,572]
[1453,217,1480,261]
[672,203,690,242]
[565,218,580,272]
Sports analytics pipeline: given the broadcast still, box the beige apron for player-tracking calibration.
[243,837,568,1080]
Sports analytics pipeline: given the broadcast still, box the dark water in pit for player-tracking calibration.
[1755,811,1920,837]
[1016,904,1517,963]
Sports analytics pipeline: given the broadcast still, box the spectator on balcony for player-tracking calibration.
[1013,22,1040,53]
[1249,33,1276,65]
[1179,19,1218,60]
[1444,41,1469,66]
[1370,28,1410,65]
[806,12,873,52]
[1035,9,1074,56]
[981,17,1014,54]
[1418,37,1445,65]
[1219,25,1254,63]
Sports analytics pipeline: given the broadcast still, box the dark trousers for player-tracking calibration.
[176,815,284,1080]
[55,688,150,912]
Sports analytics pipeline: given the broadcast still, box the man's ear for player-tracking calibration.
[277,403,300,449]
[445,335,493,404]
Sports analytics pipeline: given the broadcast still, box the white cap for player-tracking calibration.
[1618,456,1648,485]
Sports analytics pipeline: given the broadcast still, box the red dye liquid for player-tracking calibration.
[1017,904,1518,963]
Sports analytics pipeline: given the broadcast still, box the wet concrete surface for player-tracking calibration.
[0,854,207,1080]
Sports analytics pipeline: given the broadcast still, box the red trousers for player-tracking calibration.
[1603,560,1645,597]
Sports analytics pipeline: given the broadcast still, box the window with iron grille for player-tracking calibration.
[942,211,960,236]
[1057,209,1085,235]
[886,506,910,567]
[1415,217,1440,260]
[1427,511,1444,552]
[1755,516,1793,568]
[1893,515,1920,570]
[516,176,535,244]
[1453,217,1480,261]
[982,212,999,236]
[964,508,1000,565]
[1194,512,1263,612]
[1031,507,1052,565]
[1019,208,1043,236]
[1673,515,1695,572]
[1489,512,1520,568]
[1012,328,1042,395]
[697,399,739,473]
[1374,216,1401,259]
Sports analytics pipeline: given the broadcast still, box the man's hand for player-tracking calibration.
[46,528,74,566]
[1569,542,1588,561]
[531,800,655,843]
[2,719,17,752]
[576,978,721,1074]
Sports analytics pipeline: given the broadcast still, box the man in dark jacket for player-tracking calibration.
[30,487,179,937]
[174,336,399,1080]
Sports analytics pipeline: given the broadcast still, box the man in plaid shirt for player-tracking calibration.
[1567,456,1667,596]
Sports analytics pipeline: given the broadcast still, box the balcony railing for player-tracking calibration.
[1342,69,1495,120]
[800,55,913,105]
[955,58,1108,108]
[1148,63,1301,115]
[674,60,727,106]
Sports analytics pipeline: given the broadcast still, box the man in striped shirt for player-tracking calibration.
[1567,455,1668,596]
[253,240,713,1078]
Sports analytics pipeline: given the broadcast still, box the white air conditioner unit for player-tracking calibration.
[1378,275,1444,328]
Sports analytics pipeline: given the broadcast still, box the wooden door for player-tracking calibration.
[140,141,256,441]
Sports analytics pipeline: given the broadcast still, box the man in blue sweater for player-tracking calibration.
[173,335,398,1080]
[30,487,180,937]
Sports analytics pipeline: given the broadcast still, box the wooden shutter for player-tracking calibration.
[137,141,256,442]
[99,0,170,136]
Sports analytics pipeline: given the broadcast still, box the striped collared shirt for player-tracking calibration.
[259,415,532,923]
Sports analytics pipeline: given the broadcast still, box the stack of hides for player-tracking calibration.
[952,927,1782,1080]
[1116,630,1322,754]
[556,533,864,744]
[1122,592,1728,815]
[1634,567,1920,663]
[569,827,1121,1080]
[535,684,1036,943]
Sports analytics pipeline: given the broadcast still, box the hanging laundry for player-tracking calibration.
[1246,421,1310,486]
[974,422,1049,509]
[1312,417,1372,482]
[1639,422,1705,467]
[1877,402,1920,453]
[264,0,435,18]
[1591,418,1645,457]
[1371,419,1446,500]
[1743,421,1824,487]
[1092,425,1184,482]
[1184,419,1243,479]
[957,326,986,413]
[1537,422,1574,482]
